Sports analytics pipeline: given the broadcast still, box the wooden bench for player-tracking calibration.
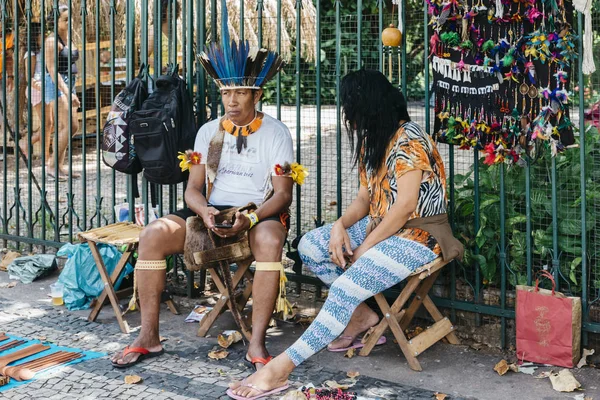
[359,257,460,371]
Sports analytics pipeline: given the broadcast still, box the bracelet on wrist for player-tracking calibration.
[245,212,259,230]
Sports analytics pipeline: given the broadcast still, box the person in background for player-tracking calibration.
[44,4,81,180]
[147,0,180,75]
[20,22,54,160]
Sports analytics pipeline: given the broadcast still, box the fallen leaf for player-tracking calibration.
[534,371,553,379]
[37,336,47,341]
[280,390,308,400]
[577,348,595,369]
[159,336,168,343]
[509,363,519,373]
[0,251,20,271]
[329,201,337,206]
[494,359,509,376]
[549,369,581,392]
[0,282,17,289]
[344,348,355,358]
[208,349,229,360]
[124,375,143,384]
[470,343,484,351]
[217,334,234,349]
[324,380,355,390]
[347,371,360,379]
[406,326,424,340]
[216,368,227,376]
[434,393,448,400]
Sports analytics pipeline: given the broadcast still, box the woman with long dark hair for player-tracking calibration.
[227,69,461,399]
[44,4,80,180]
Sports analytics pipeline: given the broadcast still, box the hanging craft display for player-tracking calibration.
[428,0,578,164]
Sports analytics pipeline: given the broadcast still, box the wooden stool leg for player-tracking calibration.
[423,295,460,344]
[399,269,442,331]
[375,293,422,371]
[88,241,130,334]
[88,244,134,322]
[360,276,421,356]
[165,300,179,315]
[197,262,253,340]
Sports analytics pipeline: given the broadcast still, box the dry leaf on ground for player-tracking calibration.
[208,349,229,360]
[281,390,308,400]
[124,375,143,384]
[216,368,227,376]
[0,251,20,271]
[549,369,581,392]
[470,343,484,351]
[324,380,355,390]
[508,363,519,373]
[406,326,424,340]
[434,393,448,400]
[494,359,509,376]
[217,330,243,349]
[159,336,168,343]
[534,371,553,379]
[0,282,16,289]
[344,348,355,358]
[577,349,595,369]
[37,336,47,341]
[347,371,360,379]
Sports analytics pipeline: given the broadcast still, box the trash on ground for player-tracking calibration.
[347,371,360,379]
[8,254,57,284]
[549,369,582,392]
[577,349,595,369]
[344,348,355,358]
[0,281,16,288]
[518,362,538,375]
[185,305,213,323]
[434,393,448,400]
[494,359,510,376]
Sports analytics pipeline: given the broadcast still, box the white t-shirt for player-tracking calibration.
[194,114,294,207]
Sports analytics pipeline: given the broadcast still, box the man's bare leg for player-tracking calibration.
[111,215,185,365]
[247,221,287,369]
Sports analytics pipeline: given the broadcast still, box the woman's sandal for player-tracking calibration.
[327,335,386,352]
[226,379,289,400]
[244,354,273,371]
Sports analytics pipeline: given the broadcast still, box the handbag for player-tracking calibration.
[516,270,582,368]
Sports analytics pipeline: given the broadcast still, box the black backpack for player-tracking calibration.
[102,65,148,174]
[129,65,197,185]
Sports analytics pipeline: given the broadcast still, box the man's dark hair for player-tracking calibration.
[340,69,411,172]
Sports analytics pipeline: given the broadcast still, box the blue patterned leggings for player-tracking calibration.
[285,217,437,366]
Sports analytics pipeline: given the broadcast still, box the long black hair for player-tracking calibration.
[340,69,410,172]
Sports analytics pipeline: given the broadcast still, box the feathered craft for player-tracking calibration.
[198,0,285,90]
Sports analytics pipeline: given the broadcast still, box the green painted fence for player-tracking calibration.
[1,0,599,347]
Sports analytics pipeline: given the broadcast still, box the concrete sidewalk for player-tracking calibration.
[1,269,599,400]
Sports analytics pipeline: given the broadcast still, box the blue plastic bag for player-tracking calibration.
[57,243,134,311]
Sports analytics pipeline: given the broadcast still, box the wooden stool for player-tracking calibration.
[78,222,179,334]
[197,258,255,341]
[359,257,460,371]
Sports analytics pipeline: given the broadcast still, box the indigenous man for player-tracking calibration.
[111,9,295,370]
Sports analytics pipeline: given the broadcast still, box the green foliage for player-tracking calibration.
[453,126,600,294]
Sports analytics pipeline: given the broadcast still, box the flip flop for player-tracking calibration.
[111,346,164,369]
[244,355,273,371]
[226,379,289,400]
[327,335,387,352]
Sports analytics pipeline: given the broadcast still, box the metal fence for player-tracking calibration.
[0,0,599,348]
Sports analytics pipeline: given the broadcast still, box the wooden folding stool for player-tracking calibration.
[196,257,255,341]
[78,222,179,334]
[359,257,460,371]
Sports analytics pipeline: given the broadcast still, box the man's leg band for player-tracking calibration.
[255,261,294,320]
[128,260,167,311]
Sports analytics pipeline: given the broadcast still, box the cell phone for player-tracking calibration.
[214,223,233,229]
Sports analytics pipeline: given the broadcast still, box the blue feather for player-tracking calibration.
[256,52,275,86]
[221,0,233,85]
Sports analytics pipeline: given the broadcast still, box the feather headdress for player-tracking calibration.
[199,0,285,90]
